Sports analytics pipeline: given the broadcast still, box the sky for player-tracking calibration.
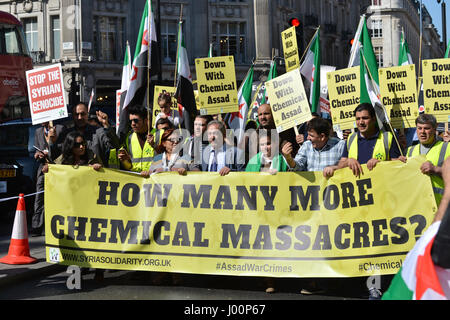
[424,0,450,45]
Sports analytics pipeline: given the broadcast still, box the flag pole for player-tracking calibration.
[224,61,255,126]
[299,26,320,64]
[418,0,423,99]
[360,52,404,157]
[348,15,365,68]
[174,4,184,88]
[147,0,152,135]
[174,4,184,133]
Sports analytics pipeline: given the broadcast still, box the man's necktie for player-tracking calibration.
[210,150,218,172]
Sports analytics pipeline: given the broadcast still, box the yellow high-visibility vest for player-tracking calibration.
[407,141,450,207]
[108,149,120,169]
[347,131,393,161]
[125,131,155,172]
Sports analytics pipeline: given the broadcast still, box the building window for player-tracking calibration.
[371,19,383,38]
[374,46,383,67]
[23,18,38,52]
[211,22,246,64]
[93,16,126,62]
[161,20,178,63]
[372,0,382,5]
[51,16,61,60]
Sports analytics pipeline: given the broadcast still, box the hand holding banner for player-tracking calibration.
[45,157,436,278]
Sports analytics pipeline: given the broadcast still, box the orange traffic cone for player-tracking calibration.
[0,194,37,265]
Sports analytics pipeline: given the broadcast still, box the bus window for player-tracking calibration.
[5,27,20,54]
[0,24,27,55]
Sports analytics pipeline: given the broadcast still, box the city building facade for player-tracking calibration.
[0,0,444,115]
[0,0,145,109]
[366,0,444,71]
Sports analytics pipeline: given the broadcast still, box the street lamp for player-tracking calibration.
[437,0,447,51]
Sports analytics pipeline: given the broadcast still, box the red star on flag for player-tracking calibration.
[142,30,149,46]
[229,102,245,123]
[130,65,138,81]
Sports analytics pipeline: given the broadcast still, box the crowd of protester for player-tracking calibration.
[31,94,450,296]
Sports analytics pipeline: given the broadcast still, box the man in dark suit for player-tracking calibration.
[200,120,245,175]
[31,122,65,236]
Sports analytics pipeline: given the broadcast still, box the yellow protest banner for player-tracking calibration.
[327,67,360,131]
[379,65,418,129]
[282,26,300,72]
[422,58,450,122]
[195,56,238,115]
[45,157,436,279]
[265,68,312,133]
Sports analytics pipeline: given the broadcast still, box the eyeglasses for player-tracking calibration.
[167,137,182,144]
[73,141,86,148]
[130,118,141,124]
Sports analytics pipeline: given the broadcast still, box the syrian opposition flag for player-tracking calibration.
[358,19,380,105]
[122,0,157,111]
[175,20,197,135]
[300,29,321,113]
[382,222,450,300]
[348,16,391,127]
[348,16,380,106]
[399,29,413,66]
[224,65,254,146]
[121,41,132,92]
[116,41,132,134]
[348,16,365,68]
[355,18,391,127]
[118,41,132,112]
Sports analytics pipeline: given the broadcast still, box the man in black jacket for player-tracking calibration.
[31,122,65,236]
[50,102,120,166]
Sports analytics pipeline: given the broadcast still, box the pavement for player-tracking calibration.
[0,216,65,288]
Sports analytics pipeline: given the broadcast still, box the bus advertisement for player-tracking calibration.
[0,10,33,123]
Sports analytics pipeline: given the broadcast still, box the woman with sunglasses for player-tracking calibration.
[42,131,104,281]
[141,128,198,177]
[54,131,103,170]
[43,131,103,171]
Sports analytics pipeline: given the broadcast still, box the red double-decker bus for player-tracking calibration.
[0,11,33,123]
